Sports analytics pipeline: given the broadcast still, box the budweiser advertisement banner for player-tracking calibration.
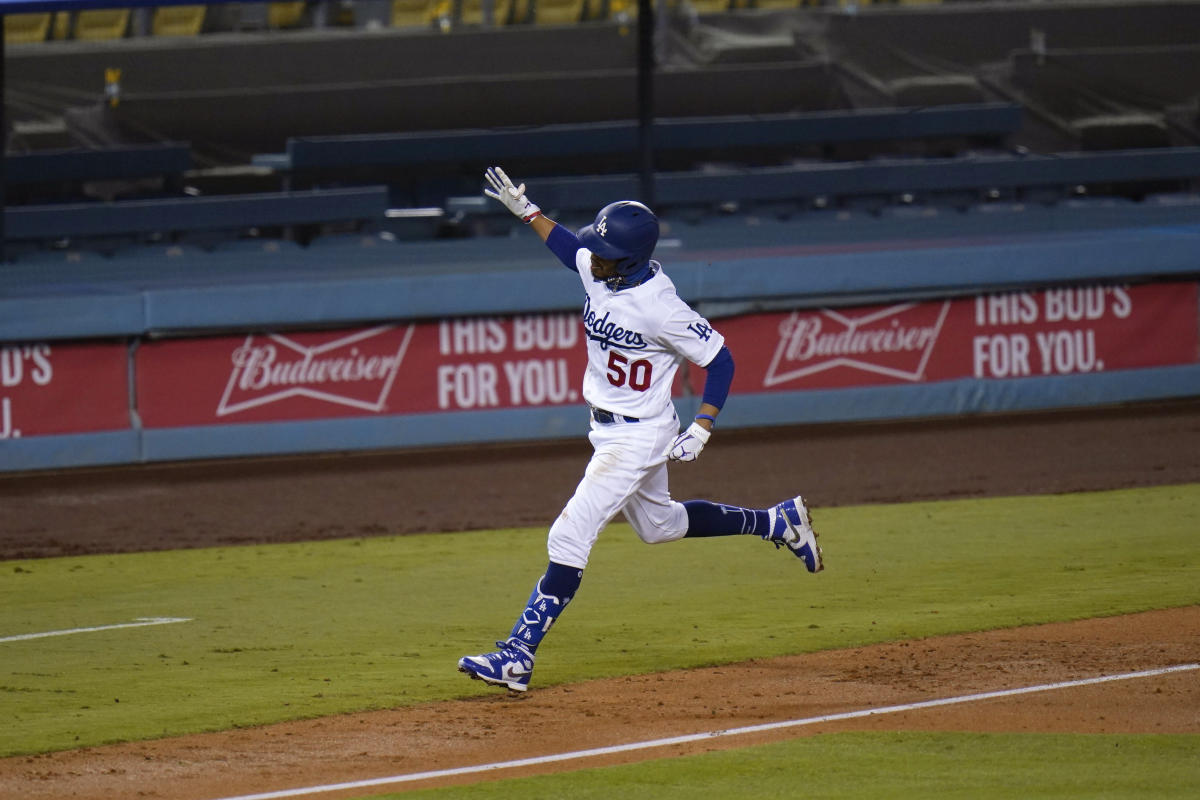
[1,341,130,440]
[136,315,594,427]
[133,282,1199,429]
[721,282,1198,392]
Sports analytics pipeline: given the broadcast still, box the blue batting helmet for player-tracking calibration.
[578,201,659,276]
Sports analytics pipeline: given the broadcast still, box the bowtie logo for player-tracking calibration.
[766,302,950,386]
[219,325,413,416]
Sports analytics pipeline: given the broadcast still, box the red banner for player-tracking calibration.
[137,314,600,427]
[0,341,130,439]
[133,281,1199,429]
[719,282,1199,393]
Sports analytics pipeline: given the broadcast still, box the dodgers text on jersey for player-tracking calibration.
[581,296,648,351]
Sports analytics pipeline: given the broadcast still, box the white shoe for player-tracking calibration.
[458,639,534,692]
[766,495,824,573]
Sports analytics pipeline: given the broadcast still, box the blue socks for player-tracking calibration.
[509,561,582,653]
[683,500,771,538]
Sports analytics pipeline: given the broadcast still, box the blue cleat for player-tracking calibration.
[766,495,824,573]
[458,639,535,693]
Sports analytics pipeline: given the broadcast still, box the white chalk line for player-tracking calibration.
[208,662,1199,800]
[0,617,192,643]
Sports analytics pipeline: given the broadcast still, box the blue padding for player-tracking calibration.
[139,406,592,463]
[0,431,140,472]
[709,365,1200,429]
[7,220,1198,339]
[0,292,145,341]
[669,224,1200,304]
[141,268,579,330]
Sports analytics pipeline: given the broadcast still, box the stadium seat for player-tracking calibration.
[267,1,308,28]
[152,5,207,36]
[607,0,635,18]
[601,0,686,20]
[460,0,515,25]
[531,0,587,24]
[73,9,132,40]
[579,0,603,19]
[688,0,729,13]
[392,0,441,27]
[4,13,52,44]
[52,11,71,39]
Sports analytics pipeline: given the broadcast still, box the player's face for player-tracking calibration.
[589,254,620,282]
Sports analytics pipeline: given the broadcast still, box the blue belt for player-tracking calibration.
[591,407,640,424]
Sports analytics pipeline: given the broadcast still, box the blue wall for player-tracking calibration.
[3,205,1199,472]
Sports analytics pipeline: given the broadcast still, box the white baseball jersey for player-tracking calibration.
[573,249,724,419]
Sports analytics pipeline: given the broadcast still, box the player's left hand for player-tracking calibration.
[668,422,711,462]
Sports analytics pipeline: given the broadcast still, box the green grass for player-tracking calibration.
[2,483,1197,756]
[379,732,1200,800]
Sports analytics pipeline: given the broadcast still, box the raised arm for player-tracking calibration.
[484,166,579,269]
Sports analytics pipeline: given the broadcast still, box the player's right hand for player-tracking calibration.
[484,166,542,223]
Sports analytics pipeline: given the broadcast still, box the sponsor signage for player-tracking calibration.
[122,280,1200,430]
[722,282,1199,392]
[136,314,593,427]
[0,341,130,440]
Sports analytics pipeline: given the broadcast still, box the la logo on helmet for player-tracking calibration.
[597,216,608,236]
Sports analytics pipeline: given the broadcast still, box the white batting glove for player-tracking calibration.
[483,166,542,223]
[668,422,711,463]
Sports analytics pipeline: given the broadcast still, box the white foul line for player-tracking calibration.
[208,662,1199,800]
[0,617,192,643]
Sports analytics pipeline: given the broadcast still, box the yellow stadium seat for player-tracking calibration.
[52,11,72,39]
[392,0,440,27]
[532,0,587,24]
[4,13,52,44]
[460,0,515,25]
[608,0,635,18]
[268,1,308,28]
[754,0,803,8]
[152,5,207,36]
[74,9,132,41]
[604,0,685,19]
[689,0,729,12]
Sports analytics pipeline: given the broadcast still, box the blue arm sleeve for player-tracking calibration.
[546,224,582,272]
[700,346,735,410]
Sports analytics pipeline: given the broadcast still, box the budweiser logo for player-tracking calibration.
[765,302,950,386]
[217,325,414,416]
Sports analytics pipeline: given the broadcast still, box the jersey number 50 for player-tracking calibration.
[606,351,652,392]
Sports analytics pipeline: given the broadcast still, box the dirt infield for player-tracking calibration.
[2,399,1200,799]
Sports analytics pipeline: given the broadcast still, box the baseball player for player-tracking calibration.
[458,167,823,693]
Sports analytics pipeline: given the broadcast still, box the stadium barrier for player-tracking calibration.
[2,214,1199,472]
[5,186,389,242]
[520,147,1200,213]
[4,142,192,186]
[266,104,1023,171]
